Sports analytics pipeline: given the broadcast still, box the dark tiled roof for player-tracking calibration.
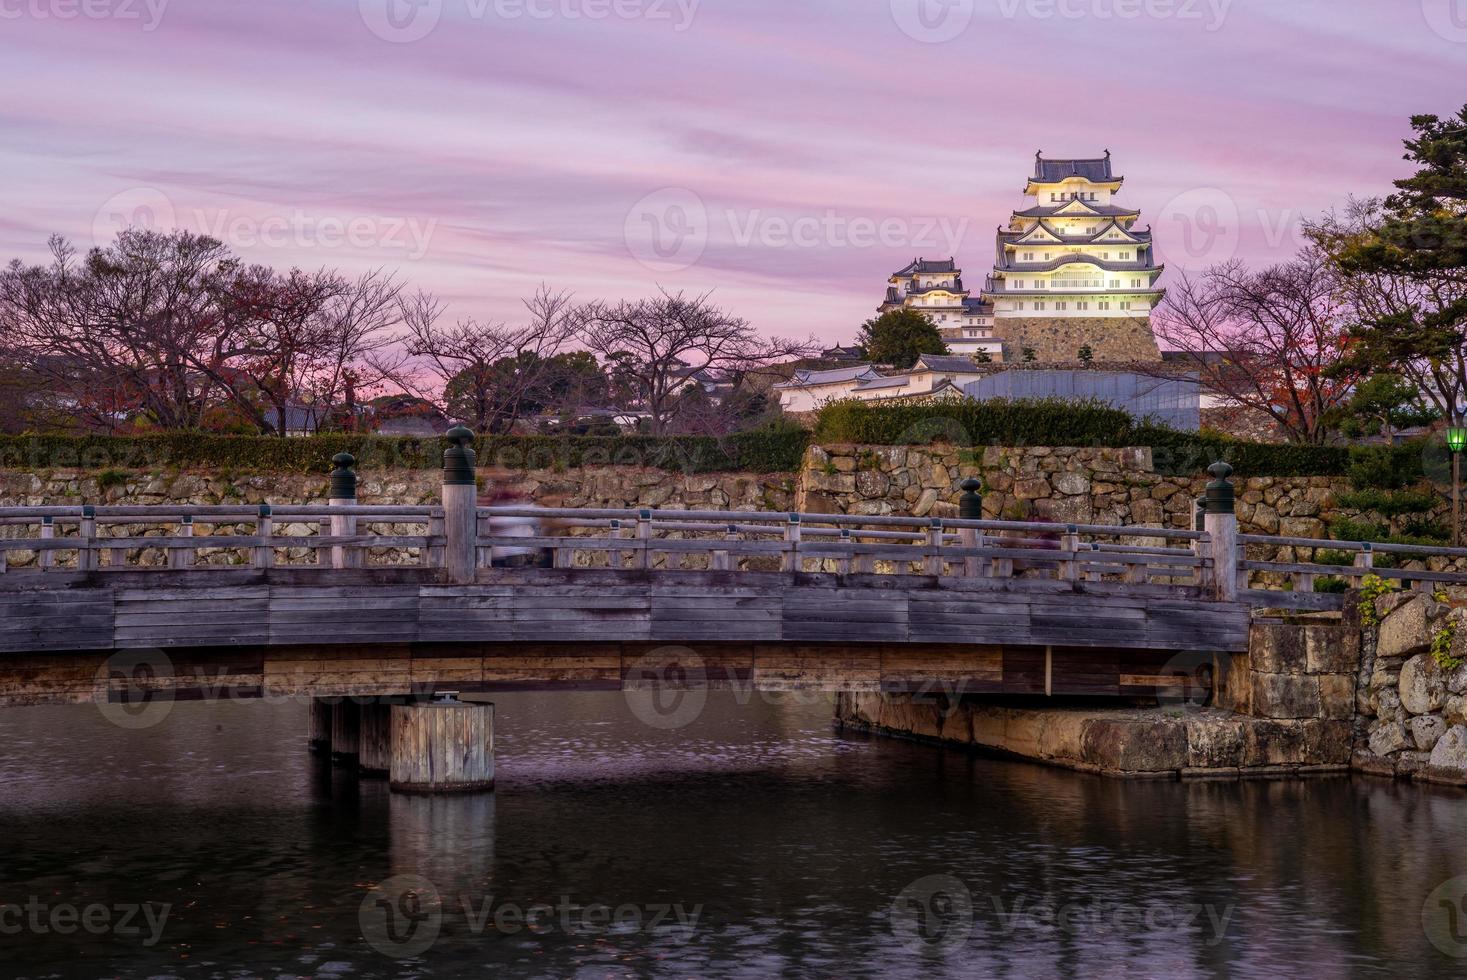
[1032,151,1115,183]
[892,257,958,276]
[1012,203,1139,219]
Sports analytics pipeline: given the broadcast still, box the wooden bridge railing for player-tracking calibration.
[0,504,444,572]
[6,430,1467,610]
[475,506,1213,586]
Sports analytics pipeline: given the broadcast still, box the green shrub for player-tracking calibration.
[1335,488,1437,516]
[1347,443,1426,490]
[0,427,811,476]
[812,399,1351,477]
[1315,577,1350,594]
[813,398,1137,448]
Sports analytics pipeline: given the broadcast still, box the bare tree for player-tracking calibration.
[400,284,582,433]
[580,289,816,434]
[0,231,242,431]
[187,267,410,436]
[1151,250,1357,444]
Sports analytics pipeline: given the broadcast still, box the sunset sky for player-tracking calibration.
[1,0,1463,344]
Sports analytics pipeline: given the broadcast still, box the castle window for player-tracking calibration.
[1077,302,1088,311]
[1103,252,1110,260]
[1017,302,1026,311]
[1013,280,1023,289]
[1110,279,1119,288]
[1099,301,1111,311]
[1121,301,1131,310]
[1055,302,1067,311]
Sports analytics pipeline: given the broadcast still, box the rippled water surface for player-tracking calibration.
[3,692,1467,978]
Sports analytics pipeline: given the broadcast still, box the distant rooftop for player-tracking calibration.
[1032,151,1118,184]
[892,257,958,277]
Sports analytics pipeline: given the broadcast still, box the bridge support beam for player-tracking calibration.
[390,695,495,794]
[308,698,333,754]
[359,702,392,776]
[330,699,361,762]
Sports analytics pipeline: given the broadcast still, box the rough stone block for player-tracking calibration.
[1317,675,1357,721]
[1352,749,1396,777]
[1399,653,1448,715]
[1377,596,1429,658]
[1080,718,1188,773]
[1428,724,1467,771]
[1410,714,1447,751]
[1251,673,1321,719]
[1367,721,1410,757]
[1305,625,1360,675]
[1300,720,1355,765]
[1248,624,1308,675]
[1240,720,1309,766]
[1186,717,1246,769]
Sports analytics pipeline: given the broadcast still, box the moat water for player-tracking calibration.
[2,692,1466,978]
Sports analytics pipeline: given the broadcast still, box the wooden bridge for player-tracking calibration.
[1,437,1464,708]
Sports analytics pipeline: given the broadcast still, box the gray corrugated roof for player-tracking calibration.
[775,364,879,388]
[853,375,910,391]
[912,354,985,373]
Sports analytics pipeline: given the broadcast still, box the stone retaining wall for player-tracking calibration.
[1352,592,1467,787]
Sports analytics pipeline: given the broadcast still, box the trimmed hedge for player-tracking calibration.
[0,428,812,475]
[813,399,1352,477]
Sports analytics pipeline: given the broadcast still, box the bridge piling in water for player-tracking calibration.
[358,702,392,776]
[308,698,333,754]
[330,700,360,762]
[390,695,495,794]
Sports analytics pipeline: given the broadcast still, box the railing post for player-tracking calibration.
[329,452,360,570]
[1060,524,1080,582]
[1203,461,1238,602]
[783,513,802,573]
[713,522,736,572]
[635,510,652,570]
[442,426,478,584]
[78,505,96,572]
[169,515,195,570]
[925,519,944,576]
[958,477,984,577]
[1352,542,1374,587]
[39,515,55,570]
[255,504,275,569]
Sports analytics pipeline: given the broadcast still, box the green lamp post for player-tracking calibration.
[1449,425,1467,547]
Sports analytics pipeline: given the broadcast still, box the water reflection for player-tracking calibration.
[0,692,1465,977]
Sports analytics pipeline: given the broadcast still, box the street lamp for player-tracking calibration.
[1449,425,1467,547]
